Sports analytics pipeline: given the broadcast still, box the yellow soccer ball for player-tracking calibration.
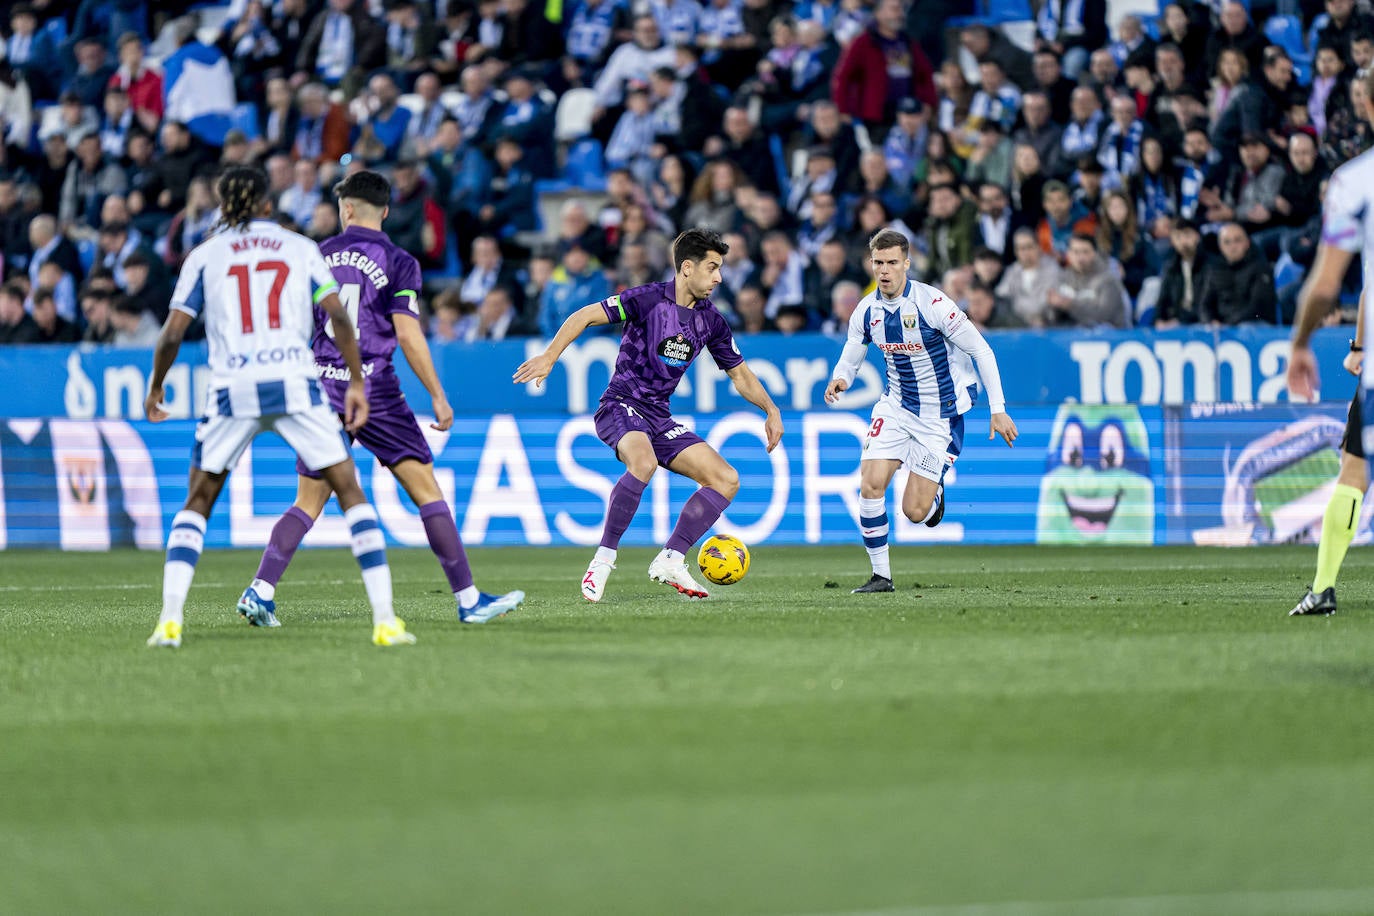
[697,534,750,585]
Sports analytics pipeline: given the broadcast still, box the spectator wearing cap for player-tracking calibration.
[383,159,447,269]
[296,0,386,94]
[492,68,556,179]
[1199,222,1276,325]
[0,280,39,343]
[1034,0,1106,80]
[59,131,128,229]
[966,120,1014,190]
[107,32,162,130]
[1037,179,1097,262]
[109,293,161,347]
[1154,218,1208,327]
[1046,234,1126,327]
[924,183,980,282]
[7,4,61,101]
[884,97,930,191]
[1200,133,1284,232]
[831,0,937,131]
[539,238,613,338]
[28,215,83,293]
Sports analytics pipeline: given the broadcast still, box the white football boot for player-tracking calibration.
[647,550,710,599]
[582,557,615,602]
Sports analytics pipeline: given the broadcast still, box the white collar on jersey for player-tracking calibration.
[876,279,914,309]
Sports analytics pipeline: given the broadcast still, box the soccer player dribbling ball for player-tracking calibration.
[513,228,784,601]
[236,169,524,628]
[825,228,1018,593]
[144,166,414,648]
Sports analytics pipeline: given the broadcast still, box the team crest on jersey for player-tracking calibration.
[658,333,695,368]
[902,314,917,330]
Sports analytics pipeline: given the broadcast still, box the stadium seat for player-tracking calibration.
[397,93,426,117]
[230,102,259,141]
[75,238,96,276]
[554,88,598,143]
[987,0,1032,21]
[768,133,791,200]
[1264,15,1306,62]
[562,137,606,190]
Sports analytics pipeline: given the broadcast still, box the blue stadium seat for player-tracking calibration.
[562,138,606,190]
[987,0,1032,21]
[230,102,260,141]
[768,133,790,201]
[1265,15,1311,85]
[75,237,96,275]
[43,16,67,45]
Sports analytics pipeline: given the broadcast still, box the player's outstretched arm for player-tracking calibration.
[942,308,1017,446]
[320,291,370,432]
[392,313,452,431]
[144,310,194,422]
[512,302,610,387]
[725,362,784,452]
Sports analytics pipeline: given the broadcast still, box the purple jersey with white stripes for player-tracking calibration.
[599,281,743,410]
[311,226,423,381]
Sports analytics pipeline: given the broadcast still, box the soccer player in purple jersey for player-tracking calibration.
[514,227,784,600]
[237,170,524,626]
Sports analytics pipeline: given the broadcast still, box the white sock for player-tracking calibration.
[250,578,276,601]
[921,488,943,524]
[595,545,617,564]
[457,585,480,610]
[658,548,682,564]
[345,503,394,625]
[858,496,891,579]
[161,510,206,626]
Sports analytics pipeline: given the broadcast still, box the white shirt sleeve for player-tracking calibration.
[1322,165,1365,254]
[830,300,870,386]
[940,304,1008,414]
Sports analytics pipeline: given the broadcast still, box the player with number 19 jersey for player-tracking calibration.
[172,217,338,417]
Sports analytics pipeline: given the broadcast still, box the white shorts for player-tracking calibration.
[193,404,351,475]
[861,403,966,483]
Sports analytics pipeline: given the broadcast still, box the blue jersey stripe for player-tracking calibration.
[861,305,872,345]
[883,308,922,415]
[257,380,288,416]
[309,380,324,407]
[215,388,232,416]
[175,268,206,317]
[918,311,958,419]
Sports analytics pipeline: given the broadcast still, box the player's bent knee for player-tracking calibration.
[715,466,740,499]
[903,496,933,523]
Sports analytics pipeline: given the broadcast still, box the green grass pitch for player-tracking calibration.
[5,544,1374,914]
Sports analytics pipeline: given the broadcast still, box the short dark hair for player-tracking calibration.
[672,227,727,272]
[868,228,910,254]
[333,169,391,208]
[1068,232,1097,249]
[31,285,53,305]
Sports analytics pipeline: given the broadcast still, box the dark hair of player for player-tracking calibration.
[672,227,728,272]
[333,170,392,208]
[868,228,910,255]
[216,166,270,232]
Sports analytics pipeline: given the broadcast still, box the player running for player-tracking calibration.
[236,170,524,627]
[824,228,1018,593]
[144,166,415,648]
[1287,71,1374,615]
[513,227,783,601]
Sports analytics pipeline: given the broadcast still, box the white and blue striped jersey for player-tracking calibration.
[833,279,1008,420]
[171,218,340,418]
[1320,147,1374,387]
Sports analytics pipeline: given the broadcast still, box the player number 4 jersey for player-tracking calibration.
[171,219,339,417]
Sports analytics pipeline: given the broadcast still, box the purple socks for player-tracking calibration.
[419,500,474,593]
[601,472,649,549]
[254,506,314,585]
[666,487,731,554]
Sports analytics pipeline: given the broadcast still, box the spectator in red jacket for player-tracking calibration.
[830,0,936,131]
[107,33,162,133]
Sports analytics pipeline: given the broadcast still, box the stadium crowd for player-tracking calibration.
[0,0,1364,347]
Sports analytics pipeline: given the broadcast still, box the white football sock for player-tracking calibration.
[595,545,617,564]
[858,496,891,579]
[457,585,480,610]
[160,510,206,626]
[345,504,394,625]
[250,578,276,601]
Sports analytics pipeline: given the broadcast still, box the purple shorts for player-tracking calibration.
[593,396,706,468]
[296,376,433,478]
